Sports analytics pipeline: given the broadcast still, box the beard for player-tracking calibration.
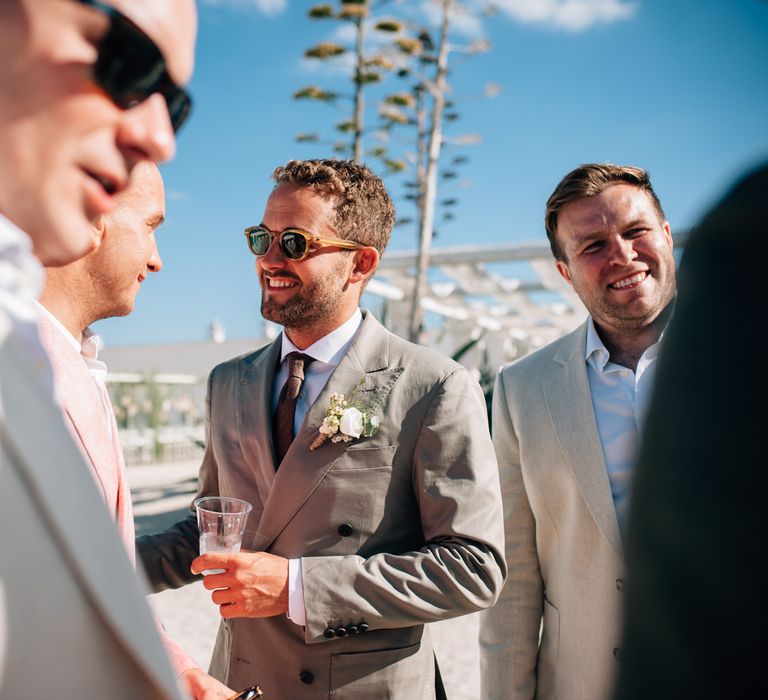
[583,272,676,331]
[260,257,348,332]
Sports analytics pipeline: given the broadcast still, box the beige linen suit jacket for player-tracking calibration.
[479,320,624,700]
[0,328,182,699]
[140,311,506,699]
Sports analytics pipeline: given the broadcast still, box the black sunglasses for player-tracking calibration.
[76,0,192,132]
[243,226,366,261]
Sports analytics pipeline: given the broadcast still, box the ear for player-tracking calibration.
[555,259,573,287]
[88,216,107,253]
[662,221,673,248]
[349,247,380,285]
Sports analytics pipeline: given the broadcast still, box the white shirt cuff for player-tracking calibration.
[287,558,306,626]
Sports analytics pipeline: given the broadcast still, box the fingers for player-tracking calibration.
[219,602,241,619]
[211,588,235,606]
[191,552,238,575]
[202,572,232,591]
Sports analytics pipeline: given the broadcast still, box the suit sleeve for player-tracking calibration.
[478,369,543,700]
[300,366,506,643]
[137,369,221,592]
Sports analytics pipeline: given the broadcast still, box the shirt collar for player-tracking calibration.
[33,300,102,361]
[280,308,363,367]
[585,316,611,372]
[34,300,81,354]
[585,315,666,372]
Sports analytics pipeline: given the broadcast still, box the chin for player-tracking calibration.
[31,218,97,267]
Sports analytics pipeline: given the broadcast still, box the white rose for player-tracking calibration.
[339,407,364,438]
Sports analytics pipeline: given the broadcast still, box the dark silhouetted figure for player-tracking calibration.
[615,162,768,700]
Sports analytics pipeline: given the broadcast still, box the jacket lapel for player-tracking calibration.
[253,313,403,552]
[37,312,117,508]
[543,321,623,559]
[237,339,283,506]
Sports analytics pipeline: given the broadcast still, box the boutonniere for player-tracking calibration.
[310,380,381,450]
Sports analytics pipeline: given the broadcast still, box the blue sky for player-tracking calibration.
[95,0,768,346]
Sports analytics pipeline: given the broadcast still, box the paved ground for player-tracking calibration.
[129,460,482,699]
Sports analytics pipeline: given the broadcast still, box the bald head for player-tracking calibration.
[40,161,166,340]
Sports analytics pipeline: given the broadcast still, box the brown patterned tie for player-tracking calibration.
[273,352,313,466]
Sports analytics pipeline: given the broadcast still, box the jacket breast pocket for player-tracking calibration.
[330,444,397,470]
[330,641,431,699]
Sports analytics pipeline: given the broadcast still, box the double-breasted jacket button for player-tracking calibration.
[299,670,314,684]
[358,622,369,633]
[615,578,625,592]
[613,647,622,661]
[338,523,354,537]
[323,628,336,639]
[335,627,348,638]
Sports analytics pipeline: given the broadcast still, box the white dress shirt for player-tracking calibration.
[585,318,661,538]
[272,308,364,626]
[0,213,51,391]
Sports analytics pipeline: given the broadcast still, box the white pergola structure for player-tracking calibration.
[366,232,687,374]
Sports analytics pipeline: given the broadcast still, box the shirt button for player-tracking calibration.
[299,670,314,684]
[338,523,354,537]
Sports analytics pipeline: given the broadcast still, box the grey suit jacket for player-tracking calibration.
[0,328,182,699]
[479,320,624,700]
[139,311,505,699]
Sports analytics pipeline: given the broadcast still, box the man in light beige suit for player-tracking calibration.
[0,1,197,698]
[139,159,506,699]
[479,164,676,700]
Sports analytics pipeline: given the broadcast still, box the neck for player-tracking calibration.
[594,302,673,372]
[38,283,89,344]
[284,307,359,350]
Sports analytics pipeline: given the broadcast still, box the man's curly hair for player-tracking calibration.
[271,159,396,255]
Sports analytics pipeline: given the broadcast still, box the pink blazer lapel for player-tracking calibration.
[37,313,121,520]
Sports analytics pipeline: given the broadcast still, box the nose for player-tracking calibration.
[147,234,163,273]
[609,236,637,266]
[258,234,287,271]
[116,93,177,164]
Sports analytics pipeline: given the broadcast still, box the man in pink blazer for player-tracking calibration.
[36,161,233,700]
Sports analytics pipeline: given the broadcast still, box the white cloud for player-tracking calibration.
[201,0,287,17]
[492,0,636,32]
[419,0,487,39]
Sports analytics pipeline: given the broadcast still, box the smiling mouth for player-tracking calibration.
[609,271,648,290]
[265,277,299,289]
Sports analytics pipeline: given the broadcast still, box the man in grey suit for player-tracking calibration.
[0,1,197,698]
[479,164,677,700]
[139,158,506,699]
